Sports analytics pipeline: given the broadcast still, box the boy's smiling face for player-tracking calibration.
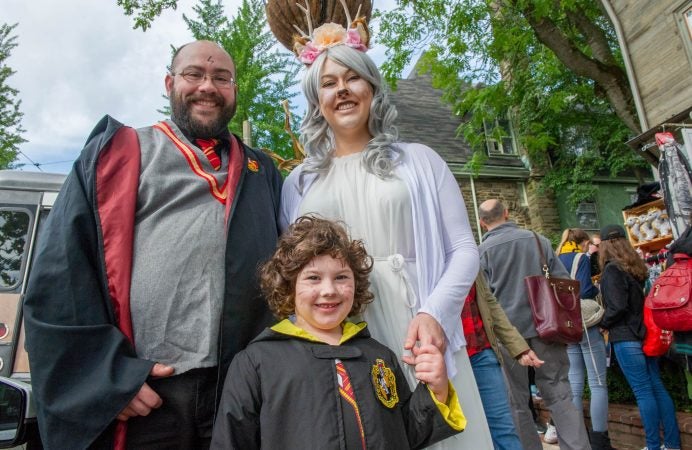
[294,254,355,344]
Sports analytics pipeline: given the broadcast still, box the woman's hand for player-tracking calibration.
[403,313,446,364]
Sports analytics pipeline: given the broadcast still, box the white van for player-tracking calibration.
[0,170,65,448]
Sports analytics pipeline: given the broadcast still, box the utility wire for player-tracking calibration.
[17,151,43,172]
[36,160,73,166]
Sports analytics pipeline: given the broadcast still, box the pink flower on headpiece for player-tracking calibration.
[345,28,367,52]
[299,42,321,65]
[294,19,369,66]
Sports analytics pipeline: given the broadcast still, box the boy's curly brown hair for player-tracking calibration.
[260,215,374,319]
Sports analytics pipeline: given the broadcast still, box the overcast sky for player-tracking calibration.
[4,0,400,174]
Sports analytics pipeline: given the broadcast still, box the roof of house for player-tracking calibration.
[388,69,525,169]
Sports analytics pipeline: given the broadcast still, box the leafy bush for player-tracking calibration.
[582,354,691,412]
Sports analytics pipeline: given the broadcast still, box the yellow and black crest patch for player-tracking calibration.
[371,359,398,408]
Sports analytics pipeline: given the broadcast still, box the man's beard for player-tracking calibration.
[170,89,236,138]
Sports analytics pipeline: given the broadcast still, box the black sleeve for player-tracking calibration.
[394,357,461,449]
[599,264,631,329]
[211,351,262,450]
[22,117,153,449]
[251,146,283,236]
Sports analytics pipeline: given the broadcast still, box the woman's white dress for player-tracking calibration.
[298,153,493,449]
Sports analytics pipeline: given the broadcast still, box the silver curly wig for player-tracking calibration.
[299,45,399,179]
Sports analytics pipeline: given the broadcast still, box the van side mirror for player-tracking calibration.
[0,378,33,448]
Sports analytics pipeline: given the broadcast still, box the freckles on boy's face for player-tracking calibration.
[293,254,355,341]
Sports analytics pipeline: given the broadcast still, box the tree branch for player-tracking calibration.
[565,7,616,66]
[519,4,641,134]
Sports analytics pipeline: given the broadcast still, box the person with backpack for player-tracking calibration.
[599,224,681,450]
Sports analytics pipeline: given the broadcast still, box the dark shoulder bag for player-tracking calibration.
[525,232,584,344]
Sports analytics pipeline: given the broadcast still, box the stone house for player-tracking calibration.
[388,70,646,243]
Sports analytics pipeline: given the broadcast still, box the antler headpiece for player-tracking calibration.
[292,0,370,65]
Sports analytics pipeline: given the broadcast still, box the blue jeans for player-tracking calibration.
[567,326,608,432]
[613,341,681,449]
[470,348,523,450]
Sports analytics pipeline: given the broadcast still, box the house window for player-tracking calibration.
[576,202,599,230]
[0,209,30,290]
[484,116,517,156]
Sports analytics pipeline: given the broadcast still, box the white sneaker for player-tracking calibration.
[543,424,558,444]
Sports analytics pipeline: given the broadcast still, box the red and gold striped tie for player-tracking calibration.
[336,361,366,449]
[195,138,221,171]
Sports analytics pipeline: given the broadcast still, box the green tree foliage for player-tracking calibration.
[164,0,300,156]
[117,0,179,31]
[0,23,25,169]
[377,0,650,206]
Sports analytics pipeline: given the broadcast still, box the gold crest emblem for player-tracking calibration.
[371,359,398,408]
[247,159,259,172]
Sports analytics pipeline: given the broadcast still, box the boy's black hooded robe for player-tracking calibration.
[211,322,463,450]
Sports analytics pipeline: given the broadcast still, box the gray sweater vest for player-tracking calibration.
[130,120,227,374]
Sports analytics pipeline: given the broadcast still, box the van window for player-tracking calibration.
[0,210,30,289]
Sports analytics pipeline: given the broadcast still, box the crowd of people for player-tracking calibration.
[20,16,686,450]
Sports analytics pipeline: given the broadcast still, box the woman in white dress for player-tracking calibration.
[280,39,493,448]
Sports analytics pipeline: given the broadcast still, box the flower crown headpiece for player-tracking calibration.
[292,0,370,65]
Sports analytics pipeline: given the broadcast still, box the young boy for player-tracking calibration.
[211,216,465,449]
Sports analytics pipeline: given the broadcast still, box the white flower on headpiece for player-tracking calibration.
[291,0,370,65]
[297,22,368,65]
[313,23,348,50]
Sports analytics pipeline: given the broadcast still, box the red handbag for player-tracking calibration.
[525,232,584,344]
[645,253,692,332]
[642,305,673,356]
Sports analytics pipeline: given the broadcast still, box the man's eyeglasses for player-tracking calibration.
[172,70,236,88]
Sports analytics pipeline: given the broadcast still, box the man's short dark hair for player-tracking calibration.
[168,43,190,73]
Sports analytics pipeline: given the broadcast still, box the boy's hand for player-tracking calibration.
[407,344,448,403]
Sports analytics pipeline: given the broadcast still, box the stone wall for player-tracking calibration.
[525,177,562,239]
[535,399,692,449]
[456,175,562,242]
